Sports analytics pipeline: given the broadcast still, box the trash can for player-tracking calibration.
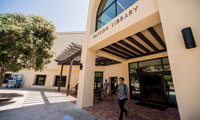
[62,116,74,120]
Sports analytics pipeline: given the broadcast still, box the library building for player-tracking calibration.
[76,0,200,120]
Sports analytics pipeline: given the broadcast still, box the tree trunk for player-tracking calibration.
[0,73,5,88]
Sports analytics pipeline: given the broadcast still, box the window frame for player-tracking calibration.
[94,72,104,90]
[3,73,12,84]
[54,75,67,87]
[34,75,46,86]
[96,0,138,31]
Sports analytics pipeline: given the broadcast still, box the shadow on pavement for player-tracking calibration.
[0,101,98,120]
[0,93,24,98]
[0,93,23,107]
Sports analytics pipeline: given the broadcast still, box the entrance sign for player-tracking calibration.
[93,5,138,39]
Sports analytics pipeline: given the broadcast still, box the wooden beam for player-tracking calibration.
[96,50,127,62]
[118,40,145,55]
[105,46,133,58]
[71,42,82,49]
[126,36,151,53]
[136,32,159,52]
[112,43,139,57]
[59,51,81,64]
[100,48,129,59]
[147,27,166,50]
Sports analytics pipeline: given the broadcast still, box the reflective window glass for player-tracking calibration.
[129,63,138,73]
[97,3,116,30]
[164,74,177,104]
[94,72,103,90]
[162,58,171,71]
[117,0,138,14]
[96,0,138,30]
[97,0,115,16]
[139,59,163,72]
[116,1,124,15]
[130,75,140,97]
[35,75,46,85]
[54,76,67,87]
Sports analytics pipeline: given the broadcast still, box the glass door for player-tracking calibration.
[163,73,177,106]
[130,75,141,99]
[94,72,103,90]
[140,72,166,103]
[110,77,118,94]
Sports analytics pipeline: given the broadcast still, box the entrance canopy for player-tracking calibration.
[99,24,167,59]
[55,43,120,66]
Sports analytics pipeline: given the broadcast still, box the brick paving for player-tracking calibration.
[84,95,180,120]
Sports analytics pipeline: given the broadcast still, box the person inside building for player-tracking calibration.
[103,79,109,95]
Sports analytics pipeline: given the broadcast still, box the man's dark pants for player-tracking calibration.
[119,98,127,120]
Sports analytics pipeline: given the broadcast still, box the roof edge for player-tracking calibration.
[56,31,86,35]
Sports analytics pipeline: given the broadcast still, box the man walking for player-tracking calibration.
[117,77,129,120]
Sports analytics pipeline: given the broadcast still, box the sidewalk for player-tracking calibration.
[0,88,98,120]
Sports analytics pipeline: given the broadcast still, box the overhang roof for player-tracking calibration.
[99,24,167,59]
[55,43,120,66]
[55,42,82,64]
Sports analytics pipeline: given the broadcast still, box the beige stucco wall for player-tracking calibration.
[3,32,85,91]
[18,66,80,91]
[78,0,200,119]
[77,0,162,108]
[47,32,85,69]
[157,0,200,120]
[89,0,160,51]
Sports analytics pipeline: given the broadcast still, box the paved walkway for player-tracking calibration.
[84,95,181,120]
[0,88,181,120]
[0,88,98,120]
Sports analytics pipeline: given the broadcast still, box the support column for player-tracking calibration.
[67,59,73,96]
[122,61,129,88]
[157,0,200,120]
[77,44,96,108]
[58,64,64,91]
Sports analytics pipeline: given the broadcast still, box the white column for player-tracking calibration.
[77,38,96,108]
[122,62,129,87]
[157,0,200,120]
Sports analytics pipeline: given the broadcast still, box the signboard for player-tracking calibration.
[93,5,139,40]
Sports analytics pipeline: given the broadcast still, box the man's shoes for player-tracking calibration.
[125,112,129,118]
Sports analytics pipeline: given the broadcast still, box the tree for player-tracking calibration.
[0,13,56,87]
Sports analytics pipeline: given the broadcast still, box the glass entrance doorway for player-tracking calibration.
[129,58,177,106]
[110,77,118,95]
[140,73,166,103]
[94,72,103,90]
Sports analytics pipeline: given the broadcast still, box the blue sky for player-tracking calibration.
[0,0,89,32]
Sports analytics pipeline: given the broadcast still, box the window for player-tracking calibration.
[3,73,11,83]
[139,59,163,72]
[129,63,138,73]
[94,72,103,90]
[162,58,171,71]
[35,75,46,85]
[54,76,67,87]
[96,0,138,30]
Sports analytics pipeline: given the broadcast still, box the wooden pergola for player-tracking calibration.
[55,42,120,96]
[55,42,82,96]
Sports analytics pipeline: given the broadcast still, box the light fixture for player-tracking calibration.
[181,27,196,49]
[80,63,83,70]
